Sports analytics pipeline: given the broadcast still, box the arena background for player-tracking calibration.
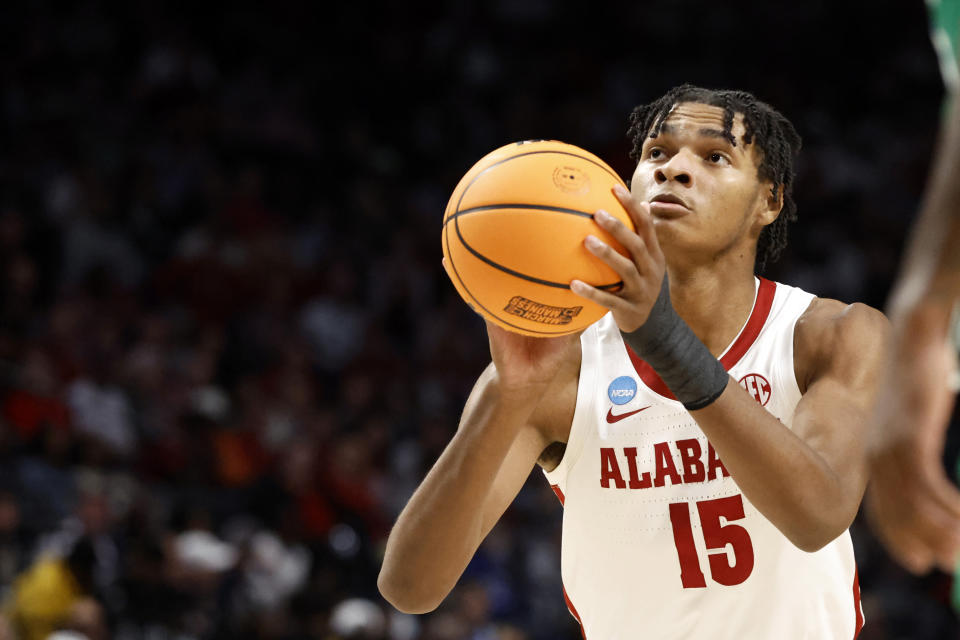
[0,0,955,638]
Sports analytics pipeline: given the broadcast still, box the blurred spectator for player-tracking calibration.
[3,538,101,640]
[3,348,70,445]
[59,597,108,640]
[328,598,386,640]
[300,259,370,374]
[0,492,30,601]
[66,371,136,461]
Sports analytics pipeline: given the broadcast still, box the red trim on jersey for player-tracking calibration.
[550,484,565,506]
[552,487,583,636]
[563,585,587,639]
[626,277,777,401]
[852,568,864,638]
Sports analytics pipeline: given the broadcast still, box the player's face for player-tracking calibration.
[630,102,780,266]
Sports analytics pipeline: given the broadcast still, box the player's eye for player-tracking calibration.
[648,148,664,159]
[708,152,729,165]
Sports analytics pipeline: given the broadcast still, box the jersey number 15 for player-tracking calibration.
[669,494,755,588]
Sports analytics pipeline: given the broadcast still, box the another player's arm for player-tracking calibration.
[378,327,578,614]
[688,300,887,551]
[886,97,960,315]
[866,98,960,573]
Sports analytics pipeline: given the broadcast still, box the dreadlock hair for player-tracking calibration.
[627,84,802,273]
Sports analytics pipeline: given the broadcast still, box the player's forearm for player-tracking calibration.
[896,297,954,359]
[378,377,536,613]
[691,379,860,552]
[875,298,957,454]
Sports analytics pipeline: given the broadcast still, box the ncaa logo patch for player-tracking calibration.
[607,376,638,405]
[739,373,771,406]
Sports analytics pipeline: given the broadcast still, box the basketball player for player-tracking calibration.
[865,0,960,575]
[379,85,888,638]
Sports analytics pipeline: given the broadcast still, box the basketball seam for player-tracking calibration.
[452,216,622,290]
[443,203,595,226]
[444,149,623,224]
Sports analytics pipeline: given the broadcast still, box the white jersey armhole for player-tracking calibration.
[542,320,601,492]
[778,293,817,407]
[765,287,817,428]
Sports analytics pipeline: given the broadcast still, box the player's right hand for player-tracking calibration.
[482,320,579,394]
[441,257,579,397]
[866,305,960,574]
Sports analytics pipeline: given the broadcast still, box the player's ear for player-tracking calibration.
[756,181,783,227]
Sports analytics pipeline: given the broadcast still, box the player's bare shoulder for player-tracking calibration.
[793,297,890,395]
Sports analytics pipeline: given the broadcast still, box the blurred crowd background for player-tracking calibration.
[0,0,955,638]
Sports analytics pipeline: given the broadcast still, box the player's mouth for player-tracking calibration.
[648,193,691,218]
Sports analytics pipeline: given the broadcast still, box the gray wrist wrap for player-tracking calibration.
[620,275,729,411]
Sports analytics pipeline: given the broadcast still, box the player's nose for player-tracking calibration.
[654,151,693,186]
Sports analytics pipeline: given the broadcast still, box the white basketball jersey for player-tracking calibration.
[542,278,864,639]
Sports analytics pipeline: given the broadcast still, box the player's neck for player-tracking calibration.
[666,260,759,358]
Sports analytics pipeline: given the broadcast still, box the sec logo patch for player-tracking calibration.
[739,373,771,406]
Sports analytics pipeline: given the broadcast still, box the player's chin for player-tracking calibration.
[648,223,686,251]
[652,232,712,269]
[649,212,693,231]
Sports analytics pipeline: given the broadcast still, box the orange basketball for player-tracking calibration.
[442,140,635,337]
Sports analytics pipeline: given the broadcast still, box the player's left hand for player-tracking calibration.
[570,184,666,332]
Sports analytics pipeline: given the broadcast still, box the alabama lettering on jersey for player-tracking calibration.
[543,277,864,640]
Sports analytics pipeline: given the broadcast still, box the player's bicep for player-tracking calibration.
[791,303,889,505]
[792,379,871,497]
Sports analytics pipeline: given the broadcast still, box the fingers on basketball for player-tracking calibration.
[613,188,663,265]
